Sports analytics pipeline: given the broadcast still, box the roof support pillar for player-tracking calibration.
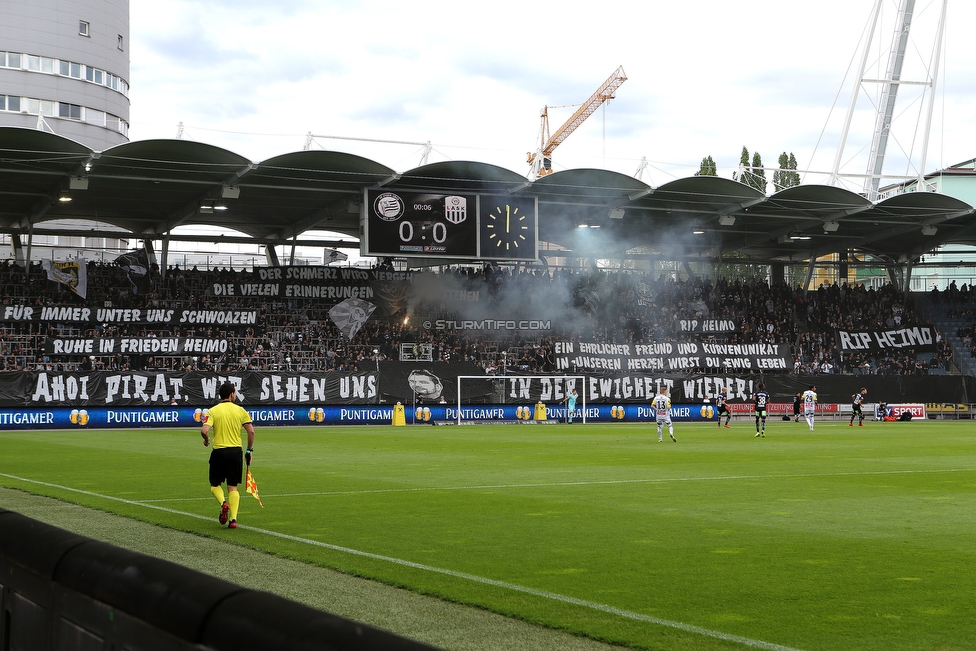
[886,265,902,292]
[803,258,816,292]
[143,239,156,271]
[25,223,34,269]
[770,262,785,286]
[10,233,25,267]
[265,245,280,267]
[904,259,914,303]
[159,236,171,279]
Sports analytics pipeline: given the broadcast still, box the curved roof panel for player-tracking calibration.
[394,161,528,193]
[2,127,976,265]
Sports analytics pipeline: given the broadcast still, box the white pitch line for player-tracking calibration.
[130,466,971,503]
[0,472,805,651]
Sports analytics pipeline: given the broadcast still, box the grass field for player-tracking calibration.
[1,418,975,651]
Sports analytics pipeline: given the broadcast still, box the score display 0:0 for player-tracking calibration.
[399,220,447,243]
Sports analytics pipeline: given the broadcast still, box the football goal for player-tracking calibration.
[455,375,586,425]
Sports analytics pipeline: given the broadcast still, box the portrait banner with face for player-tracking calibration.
[377,361,490,404]
[329,297,376,340]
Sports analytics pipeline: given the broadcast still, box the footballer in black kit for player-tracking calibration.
[753,384,769,438]
[850,388,867,427]
[716,389,731,428]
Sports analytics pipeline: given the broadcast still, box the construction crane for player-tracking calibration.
[527,65,627,179]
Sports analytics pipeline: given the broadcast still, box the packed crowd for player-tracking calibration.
[939,280,976,361]
[0,257,951,376]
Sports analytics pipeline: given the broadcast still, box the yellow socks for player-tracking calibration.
[228,490,240,521]
[211,485,225,505]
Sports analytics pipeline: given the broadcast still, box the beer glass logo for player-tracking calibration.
[307,407,325,422]
[70,409,89,426]
[700,404,715,419]
[415,406,431,422]
[194,408,210,423]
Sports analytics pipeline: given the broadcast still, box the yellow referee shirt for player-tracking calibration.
[206,400,252,449]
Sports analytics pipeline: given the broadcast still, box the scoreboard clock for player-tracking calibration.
[478,195,537,260]
[362,189,538,261]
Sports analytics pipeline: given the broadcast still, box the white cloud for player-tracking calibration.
[129,0,976,188]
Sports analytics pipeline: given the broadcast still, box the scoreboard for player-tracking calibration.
[362,189,538,261]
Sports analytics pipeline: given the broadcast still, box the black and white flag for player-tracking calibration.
[329,297,376,340]
[115,249,152,294]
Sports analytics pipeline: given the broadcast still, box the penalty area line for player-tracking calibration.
[0,472,804,651]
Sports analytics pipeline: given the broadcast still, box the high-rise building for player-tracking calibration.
[0,0,129,151]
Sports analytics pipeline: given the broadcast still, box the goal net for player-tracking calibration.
[455,375,586,425]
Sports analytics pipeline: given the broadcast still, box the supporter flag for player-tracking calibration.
[115,249,152,294]
[689,298,710,317]
[323,248,348,264]
[41,258,87,299]
[245,468,264,508]
[329,297,376,340]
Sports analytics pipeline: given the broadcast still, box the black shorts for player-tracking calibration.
[852,404,863,415]
[717,405,730,416]
[209,447,243,487]
[755,409,768,418]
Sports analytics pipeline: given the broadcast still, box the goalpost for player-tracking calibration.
[455,375,586,425]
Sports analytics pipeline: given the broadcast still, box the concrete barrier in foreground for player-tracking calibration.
[0,508,440,651]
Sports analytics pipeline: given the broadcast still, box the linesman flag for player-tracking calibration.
[245,468,264,508]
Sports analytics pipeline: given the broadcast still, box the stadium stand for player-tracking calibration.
[0,257,952,377]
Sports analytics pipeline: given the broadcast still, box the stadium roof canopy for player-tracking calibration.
[2,126,975,267]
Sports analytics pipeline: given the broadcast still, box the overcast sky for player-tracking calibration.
[128,0,976,192]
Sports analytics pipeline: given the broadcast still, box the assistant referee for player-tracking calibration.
[200,381,255,529]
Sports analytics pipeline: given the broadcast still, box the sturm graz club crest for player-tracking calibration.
[373,192,404,222]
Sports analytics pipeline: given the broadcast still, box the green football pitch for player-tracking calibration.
[1,419,975,651]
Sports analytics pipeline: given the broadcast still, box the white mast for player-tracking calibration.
[830,0,947,200]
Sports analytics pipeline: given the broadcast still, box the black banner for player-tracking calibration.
[0,305,258,326]
[212,267,414,301]
[677,318,739,334]
[835,326,938,353]
[0,370,968,408]
[552,341,792,373]
[0,370,376,407]
[478,373,971,405]
[42,337,229,357]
